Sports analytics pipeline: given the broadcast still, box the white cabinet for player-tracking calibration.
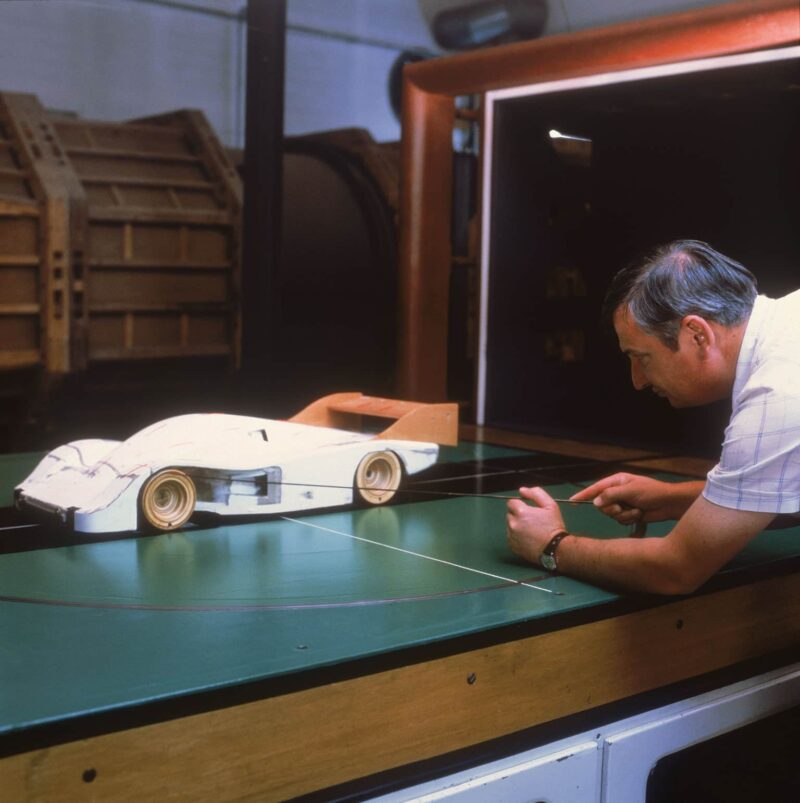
[379,662,800,803]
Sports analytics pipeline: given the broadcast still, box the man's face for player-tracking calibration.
[613,307,706,408]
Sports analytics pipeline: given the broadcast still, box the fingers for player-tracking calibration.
[506,488,563,523]
[605,505,642,523]
[506,499,528,516]
[511,483,644,527]
[517,486,558,510]
[569,473,631,502]
[593,480,641,509]
[506,487,566,565]
[596,503,643,527]
[507,488,550,518]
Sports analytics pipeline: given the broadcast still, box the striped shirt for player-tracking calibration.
[704,290,800,514]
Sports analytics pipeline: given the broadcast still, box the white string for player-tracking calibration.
[282,516,559,595]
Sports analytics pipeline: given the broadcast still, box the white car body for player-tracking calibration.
[14,413,440,534]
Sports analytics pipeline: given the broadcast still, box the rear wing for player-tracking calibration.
[290,393,459,446]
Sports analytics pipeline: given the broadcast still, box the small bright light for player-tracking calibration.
[549,128,591,143]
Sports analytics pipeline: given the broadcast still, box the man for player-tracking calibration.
[506,240,800,594]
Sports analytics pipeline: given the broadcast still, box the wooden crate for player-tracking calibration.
[0,94,241,377]
[0,92,87,375]
[52,108,241,365]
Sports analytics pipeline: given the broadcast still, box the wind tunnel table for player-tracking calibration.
[1,440,800,801]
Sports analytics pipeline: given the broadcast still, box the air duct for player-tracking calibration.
[432,0,547,50]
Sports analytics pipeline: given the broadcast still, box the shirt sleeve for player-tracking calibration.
[704,378,800,514]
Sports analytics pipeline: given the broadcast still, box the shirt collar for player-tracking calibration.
[732,294,769,399]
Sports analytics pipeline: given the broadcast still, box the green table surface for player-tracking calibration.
[1,444,798,738]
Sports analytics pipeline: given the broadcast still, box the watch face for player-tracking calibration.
[541,553,556,571]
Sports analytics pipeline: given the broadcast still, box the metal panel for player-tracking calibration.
[375,740,599,802]
[602,664,800,802]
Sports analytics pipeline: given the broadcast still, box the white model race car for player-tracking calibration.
[14,393,459,534]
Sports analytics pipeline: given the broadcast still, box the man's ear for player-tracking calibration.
[681,315,715,352]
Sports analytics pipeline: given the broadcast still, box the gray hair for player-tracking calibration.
[602,240,758,349]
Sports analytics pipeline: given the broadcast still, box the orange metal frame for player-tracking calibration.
[397,0,800,402]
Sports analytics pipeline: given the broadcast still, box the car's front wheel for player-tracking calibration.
[140,469,196,531]
[355,451,402,505]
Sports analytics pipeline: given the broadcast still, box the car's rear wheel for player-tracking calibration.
[355,451,402,505]
[140,469,196,531]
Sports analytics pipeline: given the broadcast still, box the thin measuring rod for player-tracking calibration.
[274,479,594,504]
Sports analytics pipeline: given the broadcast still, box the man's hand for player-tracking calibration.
[506,487,567,566]
[507,484,775,594]
[570,473,701,525]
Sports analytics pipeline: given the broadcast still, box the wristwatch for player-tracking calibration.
[540,530,571,572]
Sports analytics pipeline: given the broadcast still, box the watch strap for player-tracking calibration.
[541,529,571,571]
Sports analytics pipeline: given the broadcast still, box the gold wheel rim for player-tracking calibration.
[356,451,401,505]
[141,469,196,530]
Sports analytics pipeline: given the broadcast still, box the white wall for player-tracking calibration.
[286,0,436,142]
[0,0,246,145]
[286,28,402,142]
[545,0,749,35]
[0,0,430,146]
[419,0,749,39]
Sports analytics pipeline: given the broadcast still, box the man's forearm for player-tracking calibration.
[555,532,691,595]
[662,480,705,520]
[553,491,772,595]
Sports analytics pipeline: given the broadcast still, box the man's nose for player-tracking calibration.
[631,361,649,390]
